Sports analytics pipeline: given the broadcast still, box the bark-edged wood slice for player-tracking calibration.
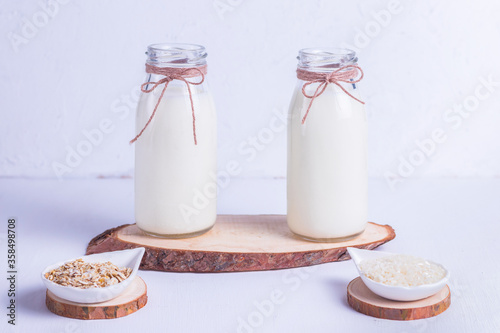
[86,215,395,273]
[347,277,451,320]
[46,277,147,320]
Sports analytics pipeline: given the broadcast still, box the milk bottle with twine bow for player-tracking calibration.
[132,43,217,238]
[287,48,368,242]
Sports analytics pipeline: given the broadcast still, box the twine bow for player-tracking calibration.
[297,65,364,124]
[130,64,207,145]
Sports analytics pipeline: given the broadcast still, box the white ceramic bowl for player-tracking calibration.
[41,248,145,304]
[347,247,450,301]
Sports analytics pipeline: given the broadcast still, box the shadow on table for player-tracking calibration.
[17,285,49,315]
[6,179,132,249]
[323,277,353,310]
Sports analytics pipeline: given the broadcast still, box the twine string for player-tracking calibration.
[297,65,365,124]
[130,64,207,145]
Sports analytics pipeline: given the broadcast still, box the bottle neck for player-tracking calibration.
[143,43,209,92]
[146,43,207,68]
[297,47,358,73]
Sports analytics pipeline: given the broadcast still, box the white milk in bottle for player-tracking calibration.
[133,43,217,238]
[287,48,367,241]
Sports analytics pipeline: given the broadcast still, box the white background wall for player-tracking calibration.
[1,0,499,185]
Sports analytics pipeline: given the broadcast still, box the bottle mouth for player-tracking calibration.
[298,47,357,71]
[146,43,207,67]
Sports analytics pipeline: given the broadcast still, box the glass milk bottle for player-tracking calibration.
[132,43,217,238]
[287,48,367,242]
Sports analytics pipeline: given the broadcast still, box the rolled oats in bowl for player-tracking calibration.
[44,258,132,289]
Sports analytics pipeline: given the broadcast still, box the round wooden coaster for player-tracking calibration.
[86,215,395,273]
[347,277,450,320]
[46,276,147,320]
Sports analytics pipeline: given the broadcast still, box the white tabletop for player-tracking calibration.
[1,178,499,333]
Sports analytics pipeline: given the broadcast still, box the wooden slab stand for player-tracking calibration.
[347,277,451,320]
[87,215,395,273]
[46,277,147,320]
